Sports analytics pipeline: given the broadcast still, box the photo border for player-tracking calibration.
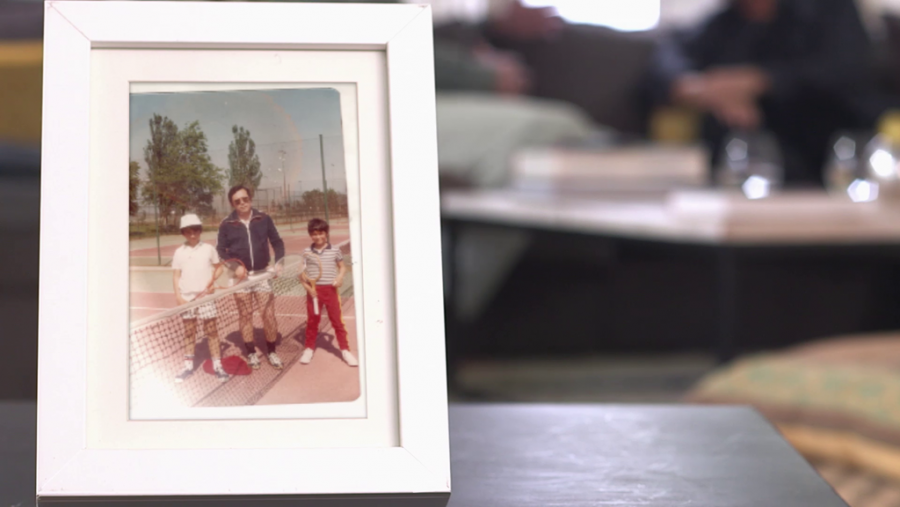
[38,1,449,500]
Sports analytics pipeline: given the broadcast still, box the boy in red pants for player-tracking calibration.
[298,218,358,366]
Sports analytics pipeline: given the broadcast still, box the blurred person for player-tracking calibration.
[646,0,876,186]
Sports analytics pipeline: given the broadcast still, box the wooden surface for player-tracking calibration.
[442,188,900,245]
[1,401,846,506]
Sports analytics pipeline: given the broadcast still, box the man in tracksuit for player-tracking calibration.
[217,185,286,371]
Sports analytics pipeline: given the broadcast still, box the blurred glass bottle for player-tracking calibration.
[824,131,870,199]
[860,111,900,205]
[715,129,783,199]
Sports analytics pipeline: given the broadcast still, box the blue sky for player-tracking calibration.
[130,87,347,195]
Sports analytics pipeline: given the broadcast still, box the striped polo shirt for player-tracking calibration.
[303,243,343,285]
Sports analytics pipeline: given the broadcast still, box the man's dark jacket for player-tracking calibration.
[216,209,285,272]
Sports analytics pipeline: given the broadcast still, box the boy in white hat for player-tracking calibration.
[172,213,229,383]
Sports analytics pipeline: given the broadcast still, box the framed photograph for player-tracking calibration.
[38,1,450,504]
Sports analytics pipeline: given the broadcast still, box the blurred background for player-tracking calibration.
[11,0,900,504]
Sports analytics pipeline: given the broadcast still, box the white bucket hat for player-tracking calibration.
[179,213,203,230]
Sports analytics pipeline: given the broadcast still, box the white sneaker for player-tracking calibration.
[247,351,261,370]
[300,348,315,364]
[213,365,230,382]
[174,368,193,383]
[341,350,359,367]
[268,352,284,370]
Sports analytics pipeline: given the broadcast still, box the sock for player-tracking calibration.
[246,343,256,355]
[184,356,193,371]
[213,358,223,370]
[267,341,277,354]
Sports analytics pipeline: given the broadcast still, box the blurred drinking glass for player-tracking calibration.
[860,133,900,204]
[715,129,783,199]
[824,131,871,201]
[859,112,900,206]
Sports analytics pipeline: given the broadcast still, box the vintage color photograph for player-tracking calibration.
[128,87,362,417]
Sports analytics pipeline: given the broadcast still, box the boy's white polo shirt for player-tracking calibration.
[172,241,220,296]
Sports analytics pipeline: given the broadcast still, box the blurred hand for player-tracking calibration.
[333,274,344,288]
[704,66,770,102]
[475,46,532,95]
[712,100,762,130]
[490,0,563,41]
[672,66,769,129]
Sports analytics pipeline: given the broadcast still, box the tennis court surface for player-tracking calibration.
[129,230,360,412]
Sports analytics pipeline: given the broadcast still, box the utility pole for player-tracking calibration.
[152,180,162,266]
[278,149,287,201]
[319,134,330,223]
[154,199,161,266]
[278,148,292,230]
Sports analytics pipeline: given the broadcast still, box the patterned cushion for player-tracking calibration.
[687,332,900,481]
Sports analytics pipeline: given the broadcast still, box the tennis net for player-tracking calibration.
[129,249,352,412]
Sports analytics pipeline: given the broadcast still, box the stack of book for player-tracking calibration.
[510,143,709,197]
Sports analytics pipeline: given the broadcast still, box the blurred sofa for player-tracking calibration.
[518,24,659,135]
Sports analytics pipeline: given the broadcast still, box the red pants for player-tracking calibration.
[305,285,349,350]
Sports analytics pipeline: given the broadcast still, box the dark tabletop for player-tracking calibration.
[2,402,846,507]
[448,404,846,507]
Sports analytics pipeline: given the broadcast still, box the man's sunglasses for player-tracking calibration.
[232,196,251,205]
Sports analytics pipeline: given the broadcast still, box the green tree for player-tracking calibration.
[177,121,224,216]
[141,114,180,226]
[141,114,224,226]
[300,189,324,212]
[129,160,140,216]
[300,188,348,217]
[227,125,262,191]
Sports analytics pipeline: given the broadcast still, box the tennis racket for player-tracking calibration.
[206,258,248,294]
[302,251,323,315]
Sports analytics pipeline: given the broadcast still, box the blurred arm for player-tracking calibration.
[173,270,186,306]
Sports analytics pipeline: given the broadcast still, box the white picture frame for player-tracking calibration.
[37,1,450,504]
